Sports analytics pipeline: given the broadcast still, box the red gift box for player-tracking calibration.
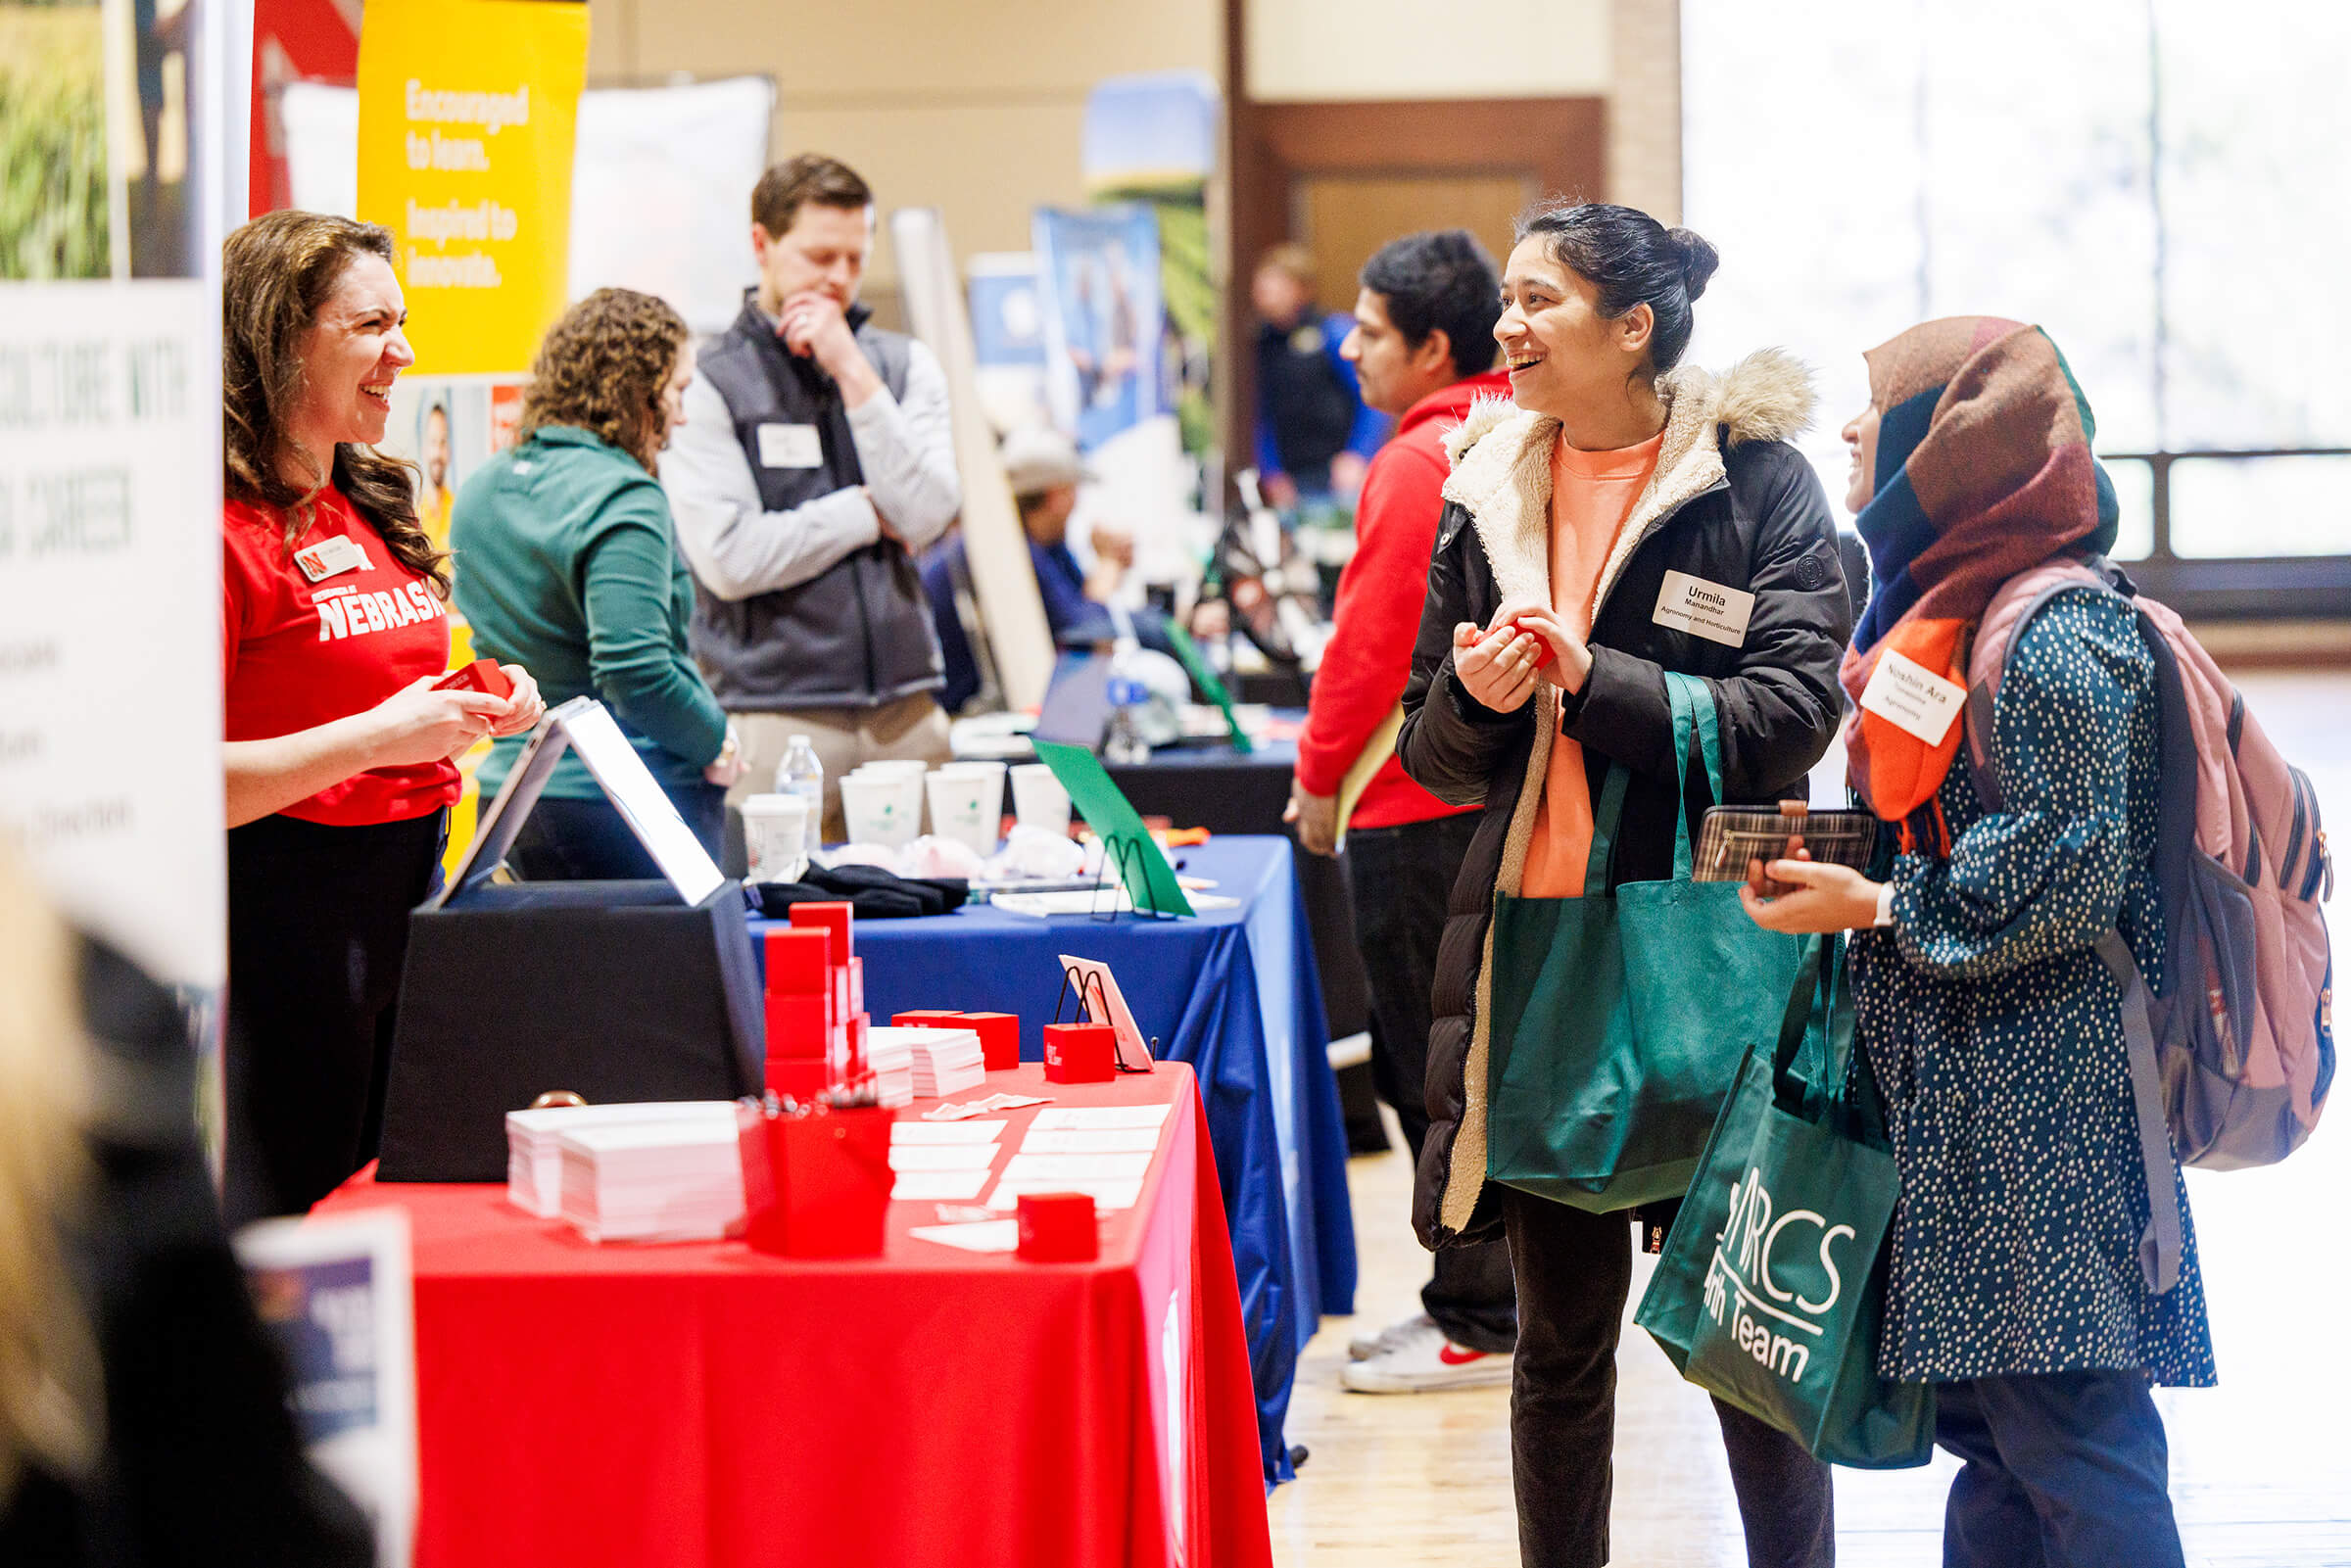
[763,928,831,996]
[959,1011,1021,1072]
[788,902,854,966]
[775,1106,892,1257]
[891,1009,963,1028]
[764,1058,829,1104]
[431,656,514,700]
[764,992,831,1059]
[1042,1022,1117,1083]
[845,957,864,1014]
[1016,1192,1098,1261]
[845,1013,869,1075]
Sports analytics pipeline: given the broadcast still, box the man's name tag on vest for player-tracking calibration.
[1859,647,1965,745]
[294,535,368,582]
[1651,570,1754,647]
[757,423,824,469]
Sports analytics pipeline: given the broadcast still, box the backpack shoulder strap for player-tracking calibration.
[1962,560,2121,812]
[2097,929,2185,1295]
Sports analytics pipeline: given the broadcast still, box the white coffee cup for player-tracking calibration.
[840,771,921,847]
[1010,762,1072,838]
[924,768,1003,856]
[740,794,810,884]
[854,759,931,781]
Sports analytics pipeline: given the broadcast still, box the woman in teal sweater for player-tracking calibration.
[452,289,744,877]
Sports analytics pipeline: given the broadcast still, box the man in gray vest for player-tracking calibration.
[663,154,961,840]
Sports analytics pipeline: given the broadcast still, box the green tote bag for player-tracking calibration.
[1485,672,1805,1212]
[1634,934,1936,1469]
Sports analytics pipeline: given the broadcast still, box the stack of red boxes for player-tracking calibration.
[762,902,871,1102]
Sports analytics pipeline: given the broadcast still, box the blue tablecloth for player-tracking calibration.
[750,835,1356,1482]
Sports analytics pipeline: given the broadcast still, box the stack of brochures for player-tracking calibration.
[864,1025,988,1103]
[504,1101,740,1218]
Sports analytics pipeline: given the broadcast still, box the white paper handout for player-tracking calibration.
[1019,1128,1164,1154]
[892,1170,994,1202]
[890,1119,1009,1145]
[1032,1105,1171,1132]
[888,1144,1002,1172]
[999,1151,1155,1183]
[1056,953,1154,1070]
[908,1219,1024,1253]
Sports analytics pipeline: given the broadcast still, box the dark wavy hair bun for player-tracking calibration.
[1665,227,1720,301]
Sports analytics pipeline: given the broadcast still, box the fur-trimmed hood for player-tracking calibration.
[1439,347,1816,623]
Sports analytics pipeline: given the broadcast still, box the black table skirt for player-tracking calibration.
[1105,735,1371,1043]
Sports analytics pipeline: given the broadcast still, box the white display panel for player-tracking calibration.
[281,76,775,334]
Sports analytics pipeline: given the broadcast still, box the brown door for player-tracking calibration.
[1223,97,1605,474]
[1292,171,1534,333]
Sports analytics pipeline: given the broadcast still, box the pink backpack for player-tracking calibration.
[1965,560,2334,1294]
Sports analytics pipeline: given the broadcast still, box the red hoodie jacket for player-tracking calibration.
[1294,369,1511,829]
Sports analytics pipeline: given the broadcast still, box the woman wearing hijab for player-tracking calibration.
[1744,317,2214,1567]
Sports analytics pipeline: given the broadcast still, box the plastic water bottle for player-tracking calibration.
[776,734,825,855]
[1103,678,1152,765]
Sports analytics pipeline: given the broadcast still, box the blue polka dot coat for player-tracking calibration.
[1851,590,2217,1386]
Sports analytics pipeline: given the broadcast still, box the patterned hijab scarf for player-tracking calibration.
[1841,317,2118,841]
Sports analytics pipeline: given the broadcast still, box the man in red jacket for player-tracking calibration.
[1287,230,1519,1393]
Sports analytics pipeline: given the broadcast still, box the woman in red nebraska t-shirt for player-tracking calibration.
[219,212,544,1225]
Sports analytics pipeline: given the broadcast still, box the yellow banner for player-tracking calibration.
[356,0,589,376]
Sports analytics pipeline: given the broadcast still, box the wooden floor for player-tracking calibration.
[1271,673,2351,1567]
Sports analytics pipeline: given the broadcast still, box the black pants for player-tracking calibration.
[1937,1371,2184,1568]
[1347,812,1517,1353]
[1502,1186,1836,1568]
[506,780,726,881]
[224,811,444,1227]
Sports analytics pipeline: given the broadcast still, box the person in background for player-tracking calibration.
[661,154,961,840]
[452,288,746,877]
[1285,229,1517,1394]
[1744,317,2213,1568]
[1396,203,1849,1568]
[0,846,374,1565]
[1251,243,1386,511]
[921,425,1173,712]
[418,398,453,554]
[218,211,544,1225]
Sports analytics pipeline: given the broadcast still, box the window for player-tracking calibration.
[1683,0,2351,616]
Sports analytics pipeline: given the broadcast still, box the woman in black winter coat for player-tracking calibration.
[1394,202,1853,1568]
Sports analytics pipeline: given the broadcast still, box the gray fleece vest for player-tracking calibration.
[689,295,943,710]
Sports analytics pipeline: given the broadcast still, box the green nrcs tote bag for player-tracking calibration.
[1634,933,1935,1469]
[1485,672,1805,1212]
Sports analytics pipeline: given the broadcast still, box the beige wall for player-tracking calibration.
[585,0,1220,295]
[1246,0,1610,102]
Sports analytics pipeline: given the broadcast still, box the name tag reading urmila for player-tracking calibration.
[1652,570,1755,647]
[1858,648,1965,745]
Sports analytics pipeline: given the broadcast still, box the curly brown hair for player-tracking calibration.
[221,210,447,594]
[515,289,690,473]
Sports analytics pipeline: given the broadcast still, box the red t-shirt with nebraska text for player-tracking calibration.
[222,487,457,826]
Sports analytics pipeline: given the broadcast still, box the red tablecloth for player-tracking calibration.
[315,1064,1272,1568]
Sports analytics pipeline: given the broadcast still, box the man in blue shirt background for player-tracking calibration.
[1251,243,1387,512]
[922,427,1172,712]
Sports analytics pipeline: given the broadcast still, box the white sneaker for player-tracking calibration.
[1339,1319,1512,1394]
[1347,1310,1436,1361]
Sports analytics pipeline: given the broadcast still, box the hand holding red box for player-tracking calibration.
[432,657,515,700]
